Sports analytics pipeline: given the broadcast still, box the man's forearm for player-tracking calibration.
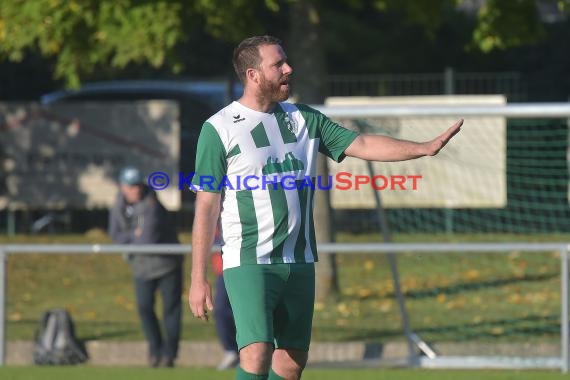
[191,230,213,282]
[191,191,221,282]
[346,135,427,161]
[345,119,462,162]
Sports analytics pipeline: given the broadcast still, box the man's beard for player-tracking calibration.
[259,74,290,103]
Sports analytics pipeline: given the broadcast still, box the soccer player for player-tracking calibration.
[188,35,462,380]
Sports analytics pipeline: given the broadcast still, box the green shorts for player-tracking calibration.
[223,263,315,352]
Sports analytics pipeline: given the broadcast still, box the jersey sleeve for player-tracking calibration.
[192,122,227,193]
[298,104,359,163]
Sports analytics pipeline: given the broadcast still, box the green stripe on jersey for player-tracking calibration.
[268,185,289,263]
[227,144,241,159]
[297,104,320,139]
[236,191,258,264]
[192,122,227,192]
[307,187,318,262]
[274,105,297,144]
[297,103,359,162]
[250,122,270,148]
[294,180,310,262]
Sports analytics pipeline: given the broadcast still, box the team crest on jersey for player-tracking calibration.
[284,115,297,134]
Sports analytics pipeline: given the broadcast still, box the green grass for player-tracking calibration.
[4,231,218,342]
[313,232,565,343]
[0,367,569,380]
[3,231,569,345]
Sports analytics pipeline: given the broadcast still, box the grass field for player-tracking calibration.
[1,367,570,380]
[3,231,569,348]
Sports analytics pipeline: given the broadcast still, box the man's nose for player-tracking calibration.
[283,62,293,75]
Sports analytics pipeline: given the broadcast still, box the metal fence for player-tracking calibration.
[327,70,527,102]
[2,242,570,372]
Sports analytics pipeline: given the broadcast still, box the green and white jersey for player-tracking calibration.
[192,101,358,269]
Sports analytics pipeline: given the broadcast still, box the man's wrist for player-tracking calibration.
[190,269,208,283]
[416,141,431,157]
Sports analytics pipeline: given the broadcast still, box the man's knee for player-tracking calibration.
[271,348,308,379]
[239,342,273,374]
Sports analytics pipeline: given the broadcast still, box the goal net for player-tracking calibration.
[307,95,570,369]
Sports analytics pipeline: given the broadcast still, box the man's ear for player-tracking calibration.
[245,68,258,84]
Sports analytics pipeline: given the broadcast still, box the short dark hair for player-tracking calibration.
[232,35,282,83]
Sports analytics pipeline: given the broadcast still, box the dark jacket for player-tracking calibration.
[108,186,183,280]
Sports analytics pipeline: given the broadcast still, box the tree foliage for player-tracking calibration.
[473,0,569,52]
[192,0,279,41]
[474,0,544,52]
[0,0,566,87]
[0,0,186,87]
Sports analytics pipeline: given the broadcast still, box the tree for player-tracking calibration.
[289,0,340,301]
[0,0,187,88]
[0,0,287,87]
[2,1,566,87]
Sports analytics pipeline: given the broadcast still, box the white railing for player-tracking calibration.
[313,102,570,118]
[1,242,570,371]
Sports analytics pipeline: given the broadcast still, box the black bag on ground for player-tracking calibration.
[33,308,89,365]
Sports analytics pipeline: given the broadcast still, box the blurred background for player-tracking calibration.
[1,0,570,370]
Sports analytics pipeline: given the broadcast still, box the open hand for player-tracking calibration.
[425,118,463,156]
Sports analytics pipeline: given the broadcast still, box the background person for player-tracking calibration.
[212,251,239,370]
[108,166,184,368]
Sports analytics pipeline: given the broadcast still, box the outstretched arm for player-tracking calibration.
[344,119,463,161]
[189,190,221,321]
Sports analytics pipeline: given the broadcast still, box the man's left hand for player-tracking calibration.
[423,118,463,156]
